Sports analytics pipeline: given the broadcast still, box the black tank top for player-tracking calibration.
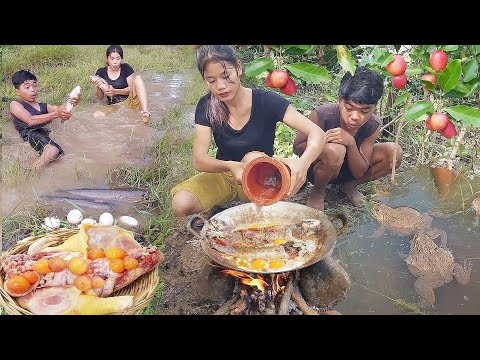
[195,89,290,162]
[314,103,380,143]
[11,100,48,134]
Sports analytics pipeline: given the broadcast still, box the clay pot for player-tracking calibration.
[242,156,291,206]
[430,164,457,197]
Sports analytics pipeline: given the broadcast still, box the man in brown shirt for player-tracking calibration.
[294,67,402,211]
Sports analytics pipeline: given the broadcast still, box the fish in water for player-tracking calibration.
[58,188,148,203]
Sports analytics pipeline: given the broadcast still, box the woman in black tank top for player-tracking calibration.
[91,45,151,123]
[170,45,327,217]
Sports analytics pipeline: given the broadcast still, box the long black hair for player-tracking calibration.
[105,45,124,66]
[196,45,240,135]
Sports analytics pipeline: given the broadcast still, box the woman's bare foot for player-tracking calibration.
[340,183,365,207]
[306,187,326,211]
[140,110,151,124]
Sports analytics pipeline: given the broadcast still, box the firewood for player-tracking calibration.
[230,298,247,315]
[213,294,240,315]
[291,289,319,315]
[277,272,295,315]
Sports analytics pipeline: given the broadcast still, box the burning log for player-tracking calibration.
[277,271,295,315]
[215,259,349,315]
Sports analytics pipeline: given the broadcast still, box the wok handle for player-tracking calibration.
[328,212,347,236]
[186,214,208,238]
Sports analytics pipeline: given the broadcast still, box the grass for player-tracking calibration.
[2,45,195,106]
[1,45,203,315]
[2,45,478,315]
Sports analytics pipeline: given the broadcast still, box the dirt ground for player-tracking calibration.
[159,183,372,315]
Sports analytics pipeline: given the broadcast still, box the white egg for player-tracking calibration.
[67,209,83,225]
[117,216,139,230]
[80,218,97,225]
[44,217,61,229]
[99,212,114,226]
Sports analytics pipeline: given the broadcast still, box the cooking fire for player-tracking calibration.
[214,266,346,315]
[187,202,349,315]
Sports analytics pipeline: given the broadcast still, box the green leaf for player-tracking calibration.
[393,92,408,107]
[439,59,462,92]
[465,78,480,97]
[405,100,434,120]
[445,105,480,127]
[284,45,315,55]
[284,62,332,84]
[444,89,469,99]
[441,45,459,52]
[455,82,471,93]
[373,47,384,61]
[405,66,423,76]
[469,45,480,55]
[378,53,395,68]
[424,45,438,53]
[462,59,478,82]
[420,79,436,92]
[444,81,471,98]
[244,57,274,77]
[335,45,356,75]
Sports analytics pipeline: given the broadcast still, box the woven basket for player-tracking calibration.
[0,228,159,315]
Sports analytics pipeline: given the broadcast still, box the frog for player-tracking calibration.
[369,202,442,239]
[400,230,473,308]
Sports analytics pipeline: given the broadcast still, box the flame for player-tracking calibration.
[222,269,288,294]
[241,277,266,292]
[271,273,287,296]
[222,269,267,292]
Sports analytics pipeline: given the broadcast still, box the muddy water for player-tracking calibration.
[333,165,480,315]
[2,71,185,220]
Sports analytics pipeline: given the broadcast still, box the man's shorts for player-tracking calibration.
[22,128,64,156]
[307,160,354,185]
[170,171,250,212]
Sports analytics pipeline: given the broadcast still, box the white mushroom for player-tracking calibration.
[80,218,97,225]
[99,212,114,226]
[44,217,61,230]
[116,216,139,230]
[67,209,83,225]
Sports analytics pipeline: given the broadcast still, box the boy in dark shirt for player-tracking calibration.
[294,67,403,211]
[9,70,80,170]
